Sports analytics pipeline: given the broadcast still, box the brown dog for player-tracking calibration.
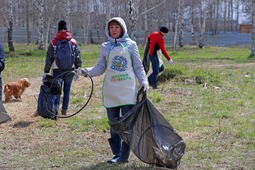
[4,78,31,102]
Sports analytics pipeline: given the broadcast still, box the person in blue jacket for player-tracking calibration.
[0,41,5,101]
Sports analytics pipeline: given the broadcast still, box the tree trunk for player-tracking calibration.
[8,0,14,52]
[189,1,196,45]
[223,0,227,32]
[173,12,178,52]
[37,0,45,50]
[215,0,219,34]
[25,0,31,45]
[235,0,240,32]
[128,0,140,40]
[178,0,184,47]
[45,2,56,48]
[251,0,255,56]
[198,0,210,48]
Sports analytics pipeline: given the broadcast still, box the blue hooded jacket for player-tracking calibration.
[0,41,5,72]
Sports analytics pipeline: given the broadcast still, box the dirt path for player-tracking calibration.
[2,77,41,126]
[1,75,103,127]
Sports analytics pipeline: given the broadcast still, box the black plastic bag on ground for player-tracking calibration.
[37,75,62,119]
[0,101,11,124]
[109,89,186,169]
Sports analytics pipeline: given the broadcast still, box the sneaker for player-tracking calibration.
[152,86,158,89]
[61,110,67,115]
[107,155,120,164]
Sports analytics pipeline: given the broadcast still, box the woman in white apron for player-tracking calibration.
[80,17,149,164]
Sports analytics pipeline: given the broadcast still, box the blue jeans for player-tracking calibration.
[106,105,134,161]
[0,75,2,101]
[148,55,164,88]
[53,70,74,111]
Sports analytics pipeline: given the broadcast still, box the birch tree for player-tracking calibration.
[44,0,58,48]
[34,0,45,50]
[8,0,14,52]
[173,12,178,51]
[251,0,255,56]
[128,0,140,40]
[178,0,184,47]
[25,0,31,45]
[198,0,211,48]
[223,0,227,32]
[189,0,196,45]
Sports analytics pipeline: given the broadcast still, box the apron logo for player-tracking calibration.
[111,73,131,82]
[111,56,127,72]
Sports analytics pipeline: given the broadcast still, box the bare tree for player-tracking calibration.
[223,0,227,32]
[251,0,255,56]
[235,0,241,31]
[128,0,141,40]
[198,0,211,48]
[7,0,14,52]
[34,0,45,50]
[25,0,32,45]
[44,0,59,48]
[178,0,184,47]
[189,0,196,45]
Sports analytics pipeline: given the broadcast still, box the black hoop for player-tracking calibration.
[45,71,94,119]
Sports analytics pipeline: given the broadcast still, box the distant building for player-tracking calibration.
[240,24,253,33]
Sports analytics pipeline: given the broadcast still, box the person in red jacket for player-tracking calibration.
[147,26,173,89]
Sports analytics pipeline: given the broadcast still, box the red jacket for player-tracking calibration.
[52,30,77,46]
[147,31,171,60]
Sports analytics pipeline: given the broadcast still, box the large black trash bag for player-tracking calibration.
[109,89,186,169]
[37,75,62,119]
[0,101,11,124]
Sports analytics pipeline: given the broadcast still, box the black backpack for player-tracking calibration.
[54,40,74,70]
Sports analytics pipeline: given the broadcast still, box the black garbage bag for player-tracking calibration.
[37,75,62,119]
[109,89,186,169]
[0,101,11,124]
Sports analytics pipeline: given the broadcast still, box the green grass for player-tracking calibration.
[1,44,255,169]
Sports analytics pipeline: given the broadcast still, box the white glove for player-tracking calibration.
[75,68,89,77]
[82,68,90,77]
[73,73,79,81]
[142,83,149,92]
[167,59,173,64]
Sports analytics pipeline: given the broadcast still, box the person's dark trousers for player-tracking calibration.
[0,75,2,101]
[148,55,164,88]
[106,105,134,162]
[53,70,74,113]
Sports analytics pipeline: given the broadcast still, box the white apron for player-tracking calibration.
[103,43,137,108]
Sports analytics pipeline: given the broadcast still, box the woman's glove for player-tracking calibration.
[142,83,149,92]
[76,68,89,77]
[81,68,89,77]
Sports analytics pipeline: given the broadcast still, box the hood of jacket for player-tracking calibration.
[56,30,73,40]
[105,17,128,43]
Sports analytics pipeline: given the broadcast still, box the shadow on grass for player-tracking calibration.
[13,121,34,128]
[77,162,165,170]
